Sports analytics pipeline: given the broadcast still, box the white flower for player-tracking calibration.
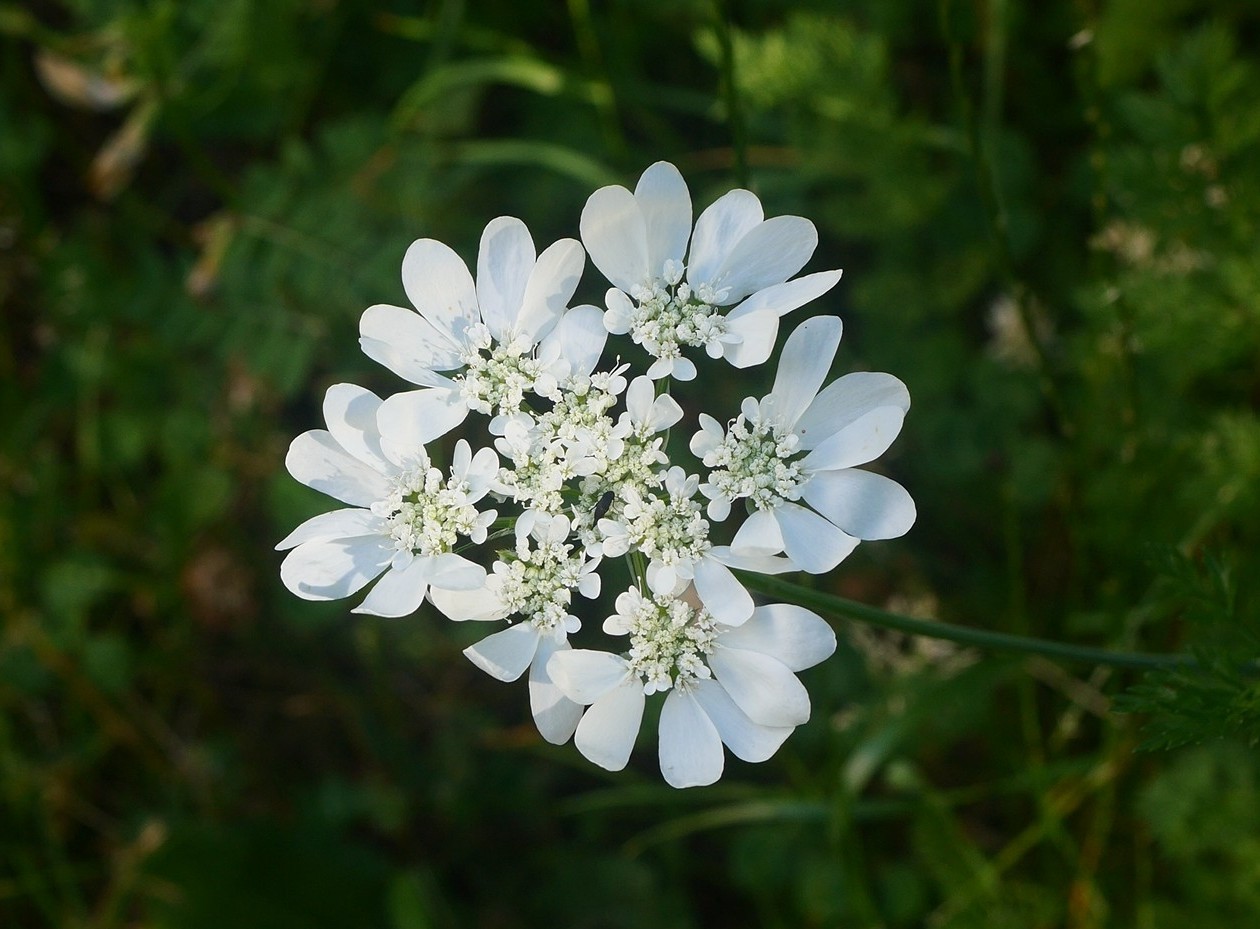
[692,315,916,574]
[549,596,837,788]
[580,161,843,379]
[359,216,599,416]
[431,513,601,744]
[276,383,498,618]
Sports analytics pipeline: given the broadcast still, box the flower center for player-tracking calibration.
[622,593,716,694]
[497,535,589,633]
[626,278,729,363]
[622,486,710,568]
[701,411,805,511]
[457,324,545,416]
[374,465,482,558]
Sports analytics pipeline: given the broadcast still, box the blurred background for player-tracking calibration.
[3,1,1260,926]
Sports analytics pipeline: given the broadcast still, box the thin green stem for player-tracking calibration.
[713,1,748,187]
[737,573,1197,672]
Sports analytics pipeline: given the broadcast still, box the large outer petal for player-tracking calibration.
[581,185,648,291]
[280,536,392,601]
[721,310,781,369]
[719,604,836,672]
[516,237,585,344]
[276,508,386,551]
[351,557,432,618]
[730,507,786,556]
[725,270,843,322]
[574,677,646,772]
[659,689,724,788]
[687,189,763,287]
[359,303,463,387]
[428,583,508,621]
[694,556,754,626]
[709,216,818,304]
[537,304,607,380]
[548,649,633,704]
[530,637,583,745]
[800,407,906,471]
[376,388,467,468]
[463,623,540,682]
[795,372,911,451]
[323,383,391,474]
[768,315,842,432]
[634,161,692,277]
[401,238,479,344]
[800,469,916,541]
[775,501,859,574]
[476,216,536,341]
[708,646,810,728]
[286,430,392,507]
[690,678,793,762]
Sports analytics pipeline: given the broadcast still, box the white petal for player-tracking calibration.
[463,623,540,682]
[426,552,487,590]
[322,383,391,473]
[574,677,646,772]
[659,689,724,788]
[647,393,683,433]
[726,270,843,322]
[711,216,818,304]
[796,372,911,451]
[376,388,467,467]
[359,304,463,387]
[801,407,905,471]
[581,184,648,291]
[694,557,754,626]
[634,161,692,276]
[401,238,478,344]
[721,311,781,369]
[276,507,386,551]
[530,637,584,744]
[709,646,810,728]
[775,501,860,574]
[279,536,392,601]
[687,189,763,287]
[428,583,508,621]
[730,507,786,556]
[517,237,585,344]
[719,604,836,672]
[286,430,392,507]
[691,678,793,763]
[352,557,432,618]
[801,469,916,540]
[709,545,797,575]
[538,304,607,379]
[476,216,536,341]
[768,316,842,431]
[548,649,632,704]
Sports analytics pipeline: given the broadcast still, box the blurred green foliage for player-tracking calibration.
[2,0,1259,926]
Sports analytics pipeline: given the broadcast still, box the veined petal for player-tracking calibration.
[691,678,793,763]
[280,536,392,601]
[574,677,646,772]
[730,507,786,556]
[711,215,818,304]
[517,237,585,344]
[719,604,836,672]
[426,552,487,590]
[538,304,607,380]
[323,383,391,474]
[709,646,810,728]
[401,238,479,344]
[581,184,648,292]
[476,216,536,342]
[726,270,843,322]
[463,623,540,682]
[634,161,692,276]
[352,557,433,618]
[286,430,392,507]
[429,583,508,621]
[768,316,842,432]
[721,310,781,369]
[775,501,860,574]
[276,507,386,551]
[376,388,467,468]
[548,649,633,704]
[694,557,754,626]
[800,406,906,471]
[687,189,763,287]
[530,637,584,745]
[801,469,916,541]
[796,372,911,451]
[359,304,464,387]
[659,689,724,788]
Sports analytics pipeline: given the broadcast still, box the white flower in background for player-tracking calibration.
[277,384,498,618]
[692,315,916,574]
[431,513,601,744]
[549,595,837,788]
[580,161,843,379]
[359,215,594,416]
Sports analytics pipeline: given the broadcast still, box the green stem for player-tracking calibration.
[737,573,1196,672]
[713,1,748,188]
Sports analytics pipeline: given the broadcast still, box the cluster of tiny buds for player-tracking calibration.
[700,405,806,513]
[457,324,552,415]
[606,588,717,694]
[374,462,493,562]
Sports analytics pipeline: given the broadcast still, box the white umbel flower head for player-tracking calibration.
[549,596,837,788]
[692,315,916,574]
[580,161,843,379]
[359,216,600,417]
[276,384,499,618]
